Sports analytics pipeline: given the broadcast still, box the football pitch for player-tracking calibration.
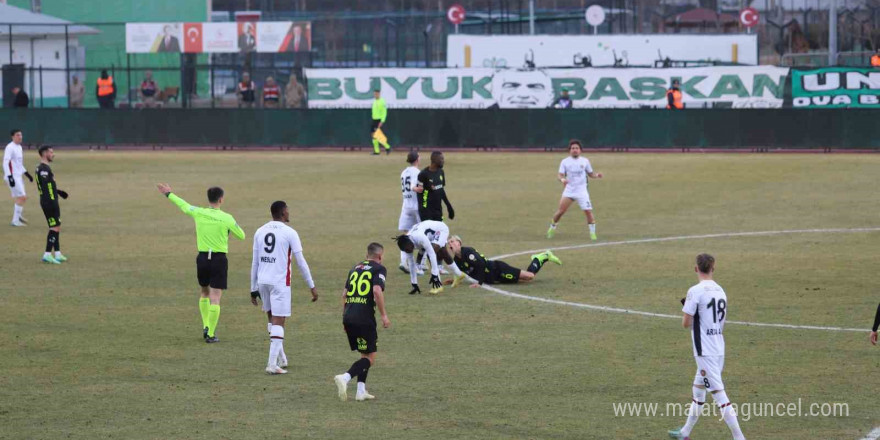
[1,151,878,440]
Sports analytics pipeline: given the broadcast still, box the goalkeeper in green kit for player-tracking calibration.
[157,183,246,343]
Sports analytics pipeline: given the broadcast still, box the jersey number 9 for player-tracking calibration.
[264,233,276,254]
[347,271,373,296]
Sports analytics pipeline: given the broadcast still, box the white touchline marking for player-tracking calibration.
[480,227,880,333]
[859,427,880,440]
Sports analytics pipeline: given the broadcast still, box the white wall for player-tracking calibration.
[0,35,78,105]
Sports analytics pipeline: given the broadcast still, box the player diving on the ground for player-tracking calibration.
[445,235,561,287]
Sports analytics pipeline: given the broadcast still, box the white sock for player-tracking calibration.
[54,251,63,258]
[713,391,745,440]
[357,382,366,395]
[13,204,22,223]
[43,252,52,259]
[268,325,284,368]
[681,386,706,437]
[278,346,288,366]
[589,223,596,234]
[340,372,352,383]
[267,322,272,333]
[550,222,557,228]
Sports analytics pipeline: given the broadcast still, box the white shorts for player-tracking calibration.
[258,284,291,317]
[563,191,592,211]
[693,355,725,392]
[7,174,25,198]
[429,227,449,248]
[398,208,420,231]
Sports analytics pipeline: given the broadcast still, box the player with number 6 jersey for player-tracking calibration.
[398,151,422,273]
[670,254,746,440]
[251,201,318,375]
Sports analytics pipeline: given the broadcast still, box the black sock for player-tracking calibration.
[53,231,60,252]
[347,357,371,378]
[358,367,369,384]
[416,251,424,266]
[527,258,544,274]
[46,231,54,252]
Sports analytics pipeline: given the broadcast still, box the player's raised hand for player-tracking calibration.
[871,331,878,346]
[310,287,319,302]
[156,183,172,195]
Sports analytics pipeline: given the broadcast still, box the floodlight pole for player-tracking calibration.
[529,0,535,34]
[828,0,838,66]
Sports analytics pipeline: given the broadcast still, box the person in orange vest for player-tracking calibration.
[96,70,116,109]
[666,79,683,110]
[871,48,880,68]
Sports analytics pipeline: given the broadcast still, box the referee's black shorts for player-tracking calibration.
[370,119,381,133]
[196,252,228,290]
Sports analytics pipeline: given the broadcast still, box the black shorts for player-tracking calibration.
[344,322,378,354]
[196,252,228,290]
[489,261,521,284]
[418,206,444,222]
[370,119,381,133]
[41,202,60,227]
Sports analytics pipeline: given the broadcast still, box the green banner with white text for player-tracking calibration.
[791,67,880,108]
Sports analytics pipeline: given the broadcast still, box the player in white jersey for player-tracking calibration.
[250,201,319,375]
[547,139,602,240]
[394,220,463,295]
[669,254,746,440]
[4,129,34,226]
[398,151,422,273]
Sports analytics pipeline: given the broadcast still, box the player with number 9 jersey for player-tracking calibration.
[251,218,315,318]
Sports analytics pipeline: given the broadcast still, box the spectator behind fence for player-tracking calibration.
[666,79,683,110]
[552,90,573,109]
[262,76,281,109]
[69,75,84,108]
[140,71,159,108]
[12,87,29,108]
[285,74,305,108]
[237,72,256,108]
[96,70,116,109]
[872,48,880,67]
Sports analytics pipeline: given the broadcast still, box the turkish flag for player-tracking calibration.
[183,23,203,53]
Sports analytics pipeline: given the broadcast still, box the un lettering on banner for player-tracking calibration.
[791,67,880,108]
[304,67,789,109]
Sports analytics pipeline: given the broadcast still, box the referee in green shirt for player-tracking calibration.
[157,183,246,343]
[371,89,391,155]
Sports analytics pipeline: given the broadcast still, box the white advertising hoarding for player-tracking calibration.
[447,34,758,68]
[304,66,788,109]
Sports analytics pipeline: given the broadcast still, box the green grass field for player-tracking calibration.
[1,151,878,440]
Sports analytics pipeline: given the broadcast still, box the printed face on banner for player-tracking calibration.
[492,69,555,108]
[238,21,257,53]
[256,22,312,52]
[125,23,182,53]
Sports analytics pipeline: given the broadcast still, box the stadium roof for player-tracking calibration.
[0,4,99,37]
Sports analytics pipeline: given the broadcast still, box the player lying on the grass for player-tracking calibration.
[394,220,463,295]
[444,236,561,287]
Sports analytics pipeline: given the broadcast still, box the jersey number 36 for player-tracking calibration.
[347,271,373,296]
